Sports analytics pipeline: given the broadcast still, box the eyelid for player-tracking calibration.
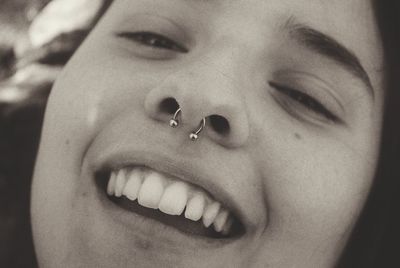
[270,90,328,125]
[269,81,342,124]
[116,31,189,53]
[114,13,192,49]
[273,70,346,118]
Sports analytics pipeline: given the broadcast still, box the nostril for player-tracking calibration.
[209,115,230,136]
[159,98,180,115]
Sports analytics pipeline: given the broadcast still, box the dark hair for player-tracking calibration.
[0,1,399,267]
[337,1,400,267]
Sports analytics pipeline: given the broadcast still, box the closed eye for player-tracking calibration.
[269,81,341,123]
[116,31,188,53]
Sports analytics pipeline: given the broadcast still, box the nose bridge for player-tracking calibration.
[194,42,241,87]
[177,43,245,122]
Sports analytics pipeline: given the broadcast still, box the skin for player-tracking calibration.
[31,0,385,267]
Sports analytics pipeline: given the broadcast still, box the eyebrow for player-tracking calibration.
[283,18,374,98]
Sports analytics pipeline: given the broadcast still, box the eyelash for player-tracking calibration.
[116,31,188,53]
[269,82,340,123]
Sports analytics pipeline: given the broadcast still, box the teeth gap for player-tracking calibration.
[95,169,245,239]
[96,169,111,192]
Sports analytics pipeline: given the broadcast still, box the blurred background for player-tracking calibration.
[1,1,48,267]
[0,0,49,45]
[0,0,104,266]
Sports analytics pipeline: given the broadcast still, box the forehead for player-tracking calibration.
[113,0,383,89]
[116,0,377,35]
[192,0,381,60]
[115,0,380,52]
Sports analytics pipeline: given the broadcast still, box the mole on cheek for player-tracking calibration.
[134,237,153,251]
[65,139,70,145]
[294,133,302,140]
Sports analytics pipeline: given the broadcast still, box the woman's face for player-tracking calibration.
[31,0,385,267]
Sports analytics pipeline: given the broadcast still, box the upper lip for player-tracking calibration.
[86,140,249,234]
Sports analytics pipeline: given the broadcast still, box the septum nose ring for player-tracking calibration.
[169,108,181,128]
[169,107,206,141]
[189,118,206,141]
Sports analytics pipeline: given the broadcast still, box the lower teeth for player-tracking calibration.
[111,195,229,238]
[96,170,243,238]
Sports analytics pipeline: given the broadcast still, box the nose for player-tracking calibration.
[144,48,250,148]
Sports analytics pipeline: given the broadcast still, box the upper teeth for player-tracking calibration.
[106,167,234,235]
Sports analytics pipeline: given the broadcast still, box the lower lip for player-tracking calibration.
[93,172,237,250]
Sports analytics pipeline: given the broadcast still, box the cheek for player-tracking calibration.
[31,36,171,265]
[254,125,378,246]
[47,39,165,142]
[244,124,380,266]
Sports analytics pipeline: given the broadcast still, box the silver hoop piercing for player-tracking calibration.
[189,118,206,141]
[169,108,182,128]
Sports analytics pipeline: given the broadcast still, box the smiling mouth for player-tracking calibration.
[95,166,244,239]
